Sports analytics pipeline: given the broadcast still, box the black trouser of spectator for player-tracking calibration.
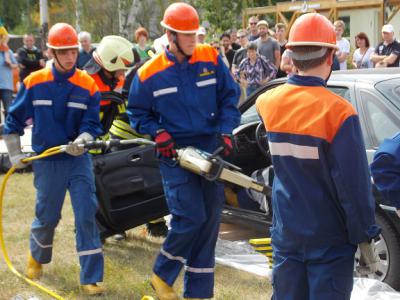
[0,89,12,123]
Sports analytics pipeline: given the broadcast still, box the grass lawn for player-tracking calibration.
[0,173,271,299]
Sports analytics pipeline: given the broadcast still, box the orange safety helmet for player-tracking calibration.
[46,23,79,50]
[286,13,338,50]
[160,2,199,34]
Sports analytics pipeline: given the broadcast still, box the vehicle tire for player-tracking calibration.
[376,211,400,290]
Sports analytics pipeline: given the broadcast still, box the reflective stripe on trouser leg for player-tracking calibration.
[183,179,224,299]
[154,162,224,298]
[30,160,68,263]
[68,154,104,284]
[154,163,207,288]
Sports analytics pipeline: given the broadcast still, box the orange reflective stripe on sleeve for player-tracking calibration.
[189,44,218,65]
[23,68,54,89]
[138,52,174,82]
[256,84,357,143]
[68,69,99,96]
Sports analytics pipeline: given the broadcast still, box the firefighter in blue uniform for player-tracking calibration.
[371,132,400,217]
[127,3,240,299]
[256,14,380,300]
[3,23,105,295]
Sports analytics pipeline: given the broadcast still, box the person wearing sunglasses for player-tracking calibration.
[248,16,259,41]
[232,29,249,74]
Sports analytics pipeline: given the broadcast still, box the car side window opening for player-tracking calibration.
[375,78,400,109]
[240,104,261,125]
[328,86,351,102]
[360,90,400,147]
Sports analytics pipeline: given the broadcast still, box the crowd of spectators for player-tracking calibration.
[205,17,400,99]
[0,15,400,122]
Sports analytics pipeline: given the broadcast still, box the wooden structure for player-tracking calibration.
[242,0,400,30]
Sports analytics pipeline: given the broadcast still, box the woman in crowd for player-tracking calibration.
[352,32,374,69]
[134,27,153,61]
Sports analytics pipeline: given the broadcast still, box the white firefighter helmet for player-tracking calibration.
[93,35,134,72]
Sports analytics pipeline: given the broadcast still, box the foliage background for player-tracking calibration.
[1,0,282,42]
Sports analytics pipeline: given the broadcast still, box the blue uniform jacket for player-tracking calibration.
[256,75,379,248]
[371,132,400,209]
[4,65,102,157]
[127,44,240,140]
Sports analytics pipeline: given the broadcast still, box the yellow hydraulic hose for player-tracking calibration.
[0,146,66,300]
[0,144,155,300]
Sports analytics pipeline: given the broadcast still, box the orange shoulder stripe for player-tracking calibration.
[69,69,99,96]
[256,84,357,143]
[189,44,218,65]
[90,73,111,93]
[24,68,54,89]
[138,52,174,82]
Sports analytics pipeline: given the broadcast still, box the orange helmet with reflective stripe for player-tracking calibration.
[46,23,79,50]
[160,2,199,34]
[286,13,338,50]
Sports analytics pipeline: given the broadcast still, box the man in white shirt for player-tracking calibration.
[334,20,350,70]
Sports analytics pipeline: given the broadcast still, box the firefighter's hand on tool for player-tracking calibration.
[155,129,177,158]
[10,153,29,169]
[4,133,30,169]
[219,134,233,157]
[66,132,93,156]
[66,141,86,156]
[357,241,379,275]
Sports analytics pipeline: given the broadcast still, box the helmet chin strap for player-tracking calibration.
[171,32,192,60]
[53,50,74,72]
[99,69,118,90]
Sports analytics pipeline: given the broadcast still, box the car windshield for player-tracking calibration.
[375,78,400,108]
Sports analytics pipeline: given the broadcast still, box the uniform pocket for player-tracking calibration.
[195,78,217,114]
[163,174,189,216]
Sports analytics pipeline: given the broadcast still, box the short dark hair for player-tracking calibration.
[292,46,333,71]
[355,32,370,48]
[220,33,231,40]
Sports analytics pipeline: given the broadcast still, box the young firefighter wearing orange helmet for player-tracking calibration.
[256,14,380,299]
[127,2,240,299]
[3,23,105,295]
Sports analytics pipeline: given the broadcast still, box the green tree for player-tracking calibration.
[194,0,243,33]
[0,0,38,34]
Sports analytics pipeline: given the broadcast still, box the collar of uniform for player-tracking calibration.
[165,47,178,63]
[287,74,326,87]
[165,46,190,67]
[51,64,76,82]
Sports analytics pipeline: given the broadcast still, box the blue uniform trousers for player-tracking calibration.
[154,136,225,299]
[272,243,356,300]
[30,154,104,284]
